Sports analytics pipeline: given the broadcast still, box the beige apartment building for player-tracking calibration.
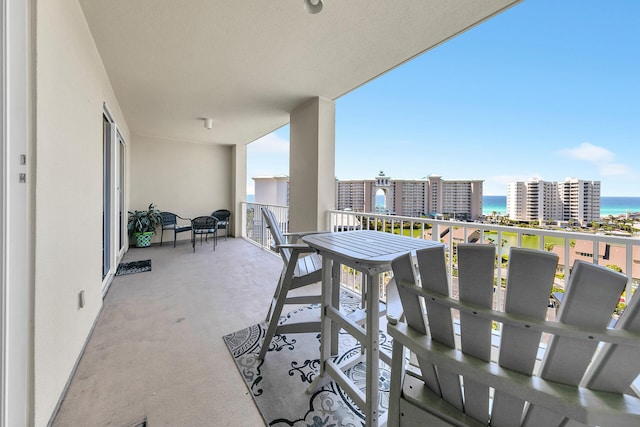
[507,178,601,225]
[255,173,484,220]
[335,172,484,220]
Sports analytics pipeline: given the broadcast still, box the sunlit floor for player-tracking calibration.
[51,237,307,427]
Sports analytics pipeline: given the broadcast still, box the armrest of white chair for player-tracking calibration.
[283,230,331,242]
[275,243,317,253]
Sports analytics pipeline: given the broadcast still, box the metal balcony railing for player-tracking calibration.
[242,203,640,317]
[241,202,290,251]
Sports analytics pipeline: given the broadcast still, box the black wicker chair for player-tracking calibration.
[160,212,192,247]
[211,209,231,241]
[191,216,218,252]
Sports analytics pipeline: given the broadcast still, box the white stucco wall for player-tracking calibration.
[35,0,130,424]
[289,97,335,232]
[231,144,246,237]
[130,136,232,244]
[34,2,234,421]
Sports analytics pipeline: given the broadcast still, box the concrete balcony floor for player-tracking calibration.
[52,237,300,426]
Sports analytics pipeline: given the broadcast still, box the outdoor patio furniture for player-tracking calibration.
[258,207,323,361]
[191,216,218,252]
[159,211,192,247]
[387,245,640,426]
[302,230,443,426]
[211,209,231,241]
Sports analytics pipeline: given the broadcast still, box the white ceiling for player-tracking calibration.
[79,0,521,146]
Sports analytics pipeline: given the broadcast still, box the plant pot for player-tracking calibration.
[134,231,154,248]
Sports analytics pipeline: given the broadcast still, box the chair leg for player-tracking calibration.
[160,228,164,246]
[259,277,292,361]
[174,230,177,248]
[265,269,287,322]
[387,341,406,427]
[260,265,295,361]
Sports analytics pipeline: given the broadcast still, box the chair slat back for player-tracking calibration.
[415,246,463,410]
[583,283,640,393]
[457,244,496,423]
[490,247,558,427]
[521,260,629,425]
[261,207,291,264]
[390,244,640,426]
[391,250,443,399]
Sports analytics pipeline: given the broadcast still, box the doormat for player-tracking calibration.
[115,260,151,276]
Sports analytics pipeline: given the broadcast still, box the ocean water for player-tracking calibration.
[483,196,640,217]
[600,197,640,217]
[250,193,640,217]
[483,196,507,215]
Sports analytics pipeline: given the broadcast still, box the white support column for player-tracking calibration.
[289,97,335,232]
[231,143,247,237]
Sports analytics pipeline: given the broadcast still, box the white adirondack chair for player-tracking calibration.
[258,207,324,360]
[387,244,640,426]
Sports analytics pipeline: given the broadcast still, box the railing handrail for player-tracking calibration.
[329,209,639,245]
[328,208,639,311]
[242,203,639,313]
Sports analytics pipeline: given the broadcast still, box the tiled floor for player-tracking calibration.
[51,238,297,426]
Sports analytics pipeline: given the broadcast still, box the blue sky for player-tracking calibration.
[248,1,640,196]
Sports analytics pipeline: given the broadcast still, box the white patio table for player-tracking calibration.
[302,230,443,426]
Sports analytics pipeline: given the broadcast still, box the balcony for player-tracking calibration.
[51,203,640,425]
[14,1,627,425]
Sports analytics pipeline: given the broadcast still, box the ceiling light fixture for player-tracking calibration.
[304,0,323,14]
[203,118,213,130]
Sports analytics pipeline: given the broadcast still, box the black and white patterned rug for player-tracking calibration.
[115,259,152,276]
[222,291,392,426]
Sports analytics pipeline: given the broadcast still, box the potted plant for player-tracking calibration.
[128,203,162,247]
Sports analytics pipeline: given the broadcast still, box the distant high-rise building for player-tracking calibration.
[335,179,371,213]
[561,177,601,223]
[253,172,484,220]
[253,176,289,206]
[336,172,484,220]
[506,178,600,225]
[436,177,484,221]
